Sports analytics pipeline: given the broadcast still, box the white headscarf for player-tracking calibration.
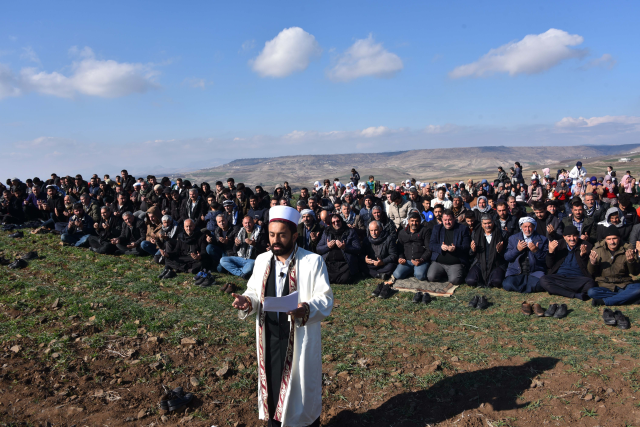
[519,216,537,242]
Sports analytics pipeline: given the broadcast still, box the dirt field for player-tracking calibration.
[1,231,640,426]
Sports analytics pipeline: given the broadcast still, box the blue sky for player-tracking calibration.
[1,0,639,178]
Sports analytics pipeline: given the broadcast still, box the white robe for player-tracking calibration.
[240,247,333,427]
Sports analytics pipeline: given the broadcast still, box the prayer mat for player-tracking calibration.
[394,278,458,297]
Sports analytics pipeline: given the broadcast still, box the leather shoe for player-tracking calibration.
[544,304,558,317]
[521,301,532,316]
[553,304,568,319]
[532,303,545,317]
[158,267,170,279]
[163,269,177,279]
[412,292,423,303]
[476,296,489,310]
[9,231,23,238]
[602,308,616,326]
[9,259,28,269]
[379,284,392,299]
[614,311,630,330]
[421,292,431,305]
[468,295,479,308]
[372,283,384,297]
[225,283,237,294]
[21,251,38,261]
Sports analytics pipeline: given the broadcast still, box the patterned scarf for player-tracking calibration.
[257,248,298,422]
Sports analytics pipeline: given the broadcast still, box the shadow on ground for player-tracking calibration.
[325,357,560,426]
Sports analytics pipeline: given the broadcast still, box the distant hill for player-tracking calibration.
[179,144,640,189]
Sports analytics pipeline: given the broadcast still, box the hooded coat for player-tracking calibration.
[469,226,508,283]
[595,207,632,243]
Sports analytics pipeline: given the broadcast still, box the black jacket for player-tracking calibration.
[561,216,595,243]
[361,229,398,265]
[181,197,207,223]
[119,217,146,246]
[96,214,123,243]
[469,227,508,283]
[166,229,209,260]
[546,240,592,276]
[214,225,241,256]
[397,222,433,262]
[494,214,519,237]
[297,221,325,253]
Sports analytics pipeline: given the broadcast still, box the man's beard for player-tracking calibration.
[304,220,314,228]
[271,239,295,256]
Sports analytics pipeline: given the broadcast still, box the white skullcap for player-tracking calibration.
[519,216,537,228]
[269,206,301,226]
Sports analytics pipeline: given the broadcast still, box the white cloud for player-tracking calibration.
[240,39,255,52]
[449,28,587,78]
[251,27,321,78]
[361,126,389,137]
[284,130,308,140]
[327,35,403,82]
[182,77,208,89]
[0,46,160,100]
[580,53,616,70]
[20,46,40,64]
[556,115,640,128]
[424,124,457,134]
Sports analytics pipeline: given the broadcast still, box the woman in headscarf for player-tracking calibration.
[602,175,618,206]
[472,195,497,222]
[316,214,361,284]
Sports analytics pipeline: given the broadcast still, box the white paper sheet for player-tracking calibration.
[263,291,299,313]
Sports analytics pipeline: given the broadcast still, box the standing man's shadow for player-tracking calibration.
[324,357,559,426]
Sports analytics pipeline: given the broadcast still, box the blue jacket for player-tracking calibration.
[504,231,549,277]
[429,223,471,266]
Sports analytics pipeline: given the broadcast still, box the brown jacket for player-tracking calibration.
[587,240,640,290]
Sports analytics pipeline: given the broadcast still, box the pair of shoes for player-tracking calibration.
[158,267,176,279]
[544,303,568,319]
[20,251,38,261]
[378,284,392,299]
[412,291,431,305]
[8,259,28,269]
[221,283,237,294]
[9,231,23,238]
[522,301,547,317]
[159,386,194,412]
[468,295,489,310]
[603,308,630,329]
[592,298,605,307]
[196,276,216,287]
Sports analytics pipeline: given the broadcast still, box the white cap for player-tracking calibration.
[269,206,300,226]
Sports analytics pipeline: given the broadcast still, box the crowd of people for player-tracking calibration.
[1,162,639,326]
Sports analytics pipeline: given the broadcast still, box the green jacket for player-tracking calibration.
[587,240,640,290]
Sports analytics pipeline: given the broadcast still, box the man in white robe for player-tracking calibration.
[232,206,333,427]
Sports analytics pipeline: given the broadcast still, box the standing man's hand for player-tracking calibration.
[232,293,251,311]
[287,303,306,319]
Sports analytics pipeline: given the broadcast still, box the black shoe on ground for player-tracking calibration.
[153,254,163,264]
[422,292,432,305]
[592,298,605,307]
[602,308,616,326]
[380,273,390,281]
[412,292,423,303]
[544,303,558,317]
[21,251,38,261]
[160,386,193,412]
[476,296,489,310]
[163,269,177,279]
[9,259,28,269]
[468,295,479,308]
[0,257,10,266]
[196,276,216,288]
[553,304,568,319]
[158,267,170,279]
[379,285,392,299]
[614,311,630,330]
[9,231,23,238]
[371,283,384,297]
